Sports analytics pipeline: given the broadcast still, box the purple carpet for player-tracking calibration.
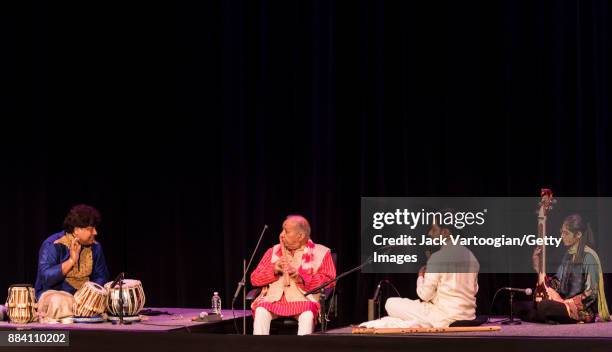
[323,317,612,338]
[0,308,251,333]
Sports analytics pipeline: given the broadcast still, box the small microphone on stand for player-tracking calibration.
[231,224,269,335]
[498,287,532,325]
[368,279,388,321]
[233,225,268,302]
[109,272,129,325]
[502,287,532,295]
[372,281,383,303]
[110,272,125,288]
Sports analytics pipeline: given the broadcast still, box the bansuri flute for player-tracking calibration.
[281,236,291,287]
[352,326,501,334]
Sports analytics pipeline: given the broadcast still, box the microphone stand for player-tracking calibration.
[303,256,374,333]
[231,224,268,335]
[113,272,129,325]
[372,279,390,320]
[119,274,124,325]
[500,291,521,325]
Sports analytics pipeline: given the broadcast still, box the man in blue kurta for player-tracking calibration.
[34,204,109,322]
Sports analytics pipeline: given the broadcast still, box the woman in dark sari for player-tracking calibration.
[518,214,610,324]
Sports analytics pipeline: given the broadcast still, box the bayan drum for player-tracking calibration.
[73,281,108,318]
[5,284,37,324]
[104,279,145,318]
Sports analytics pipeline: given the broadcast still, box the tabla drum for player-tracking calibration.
[5,284,37,324]
[73,282,108,318]
[104,279,145,318]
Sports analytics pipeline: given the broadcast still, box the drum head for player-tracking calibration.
[84,282,106,293]
[118,279,141,288]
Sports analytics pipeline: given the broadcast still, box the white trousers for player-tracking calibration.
[253,307,314,335]
[385,297,449,328]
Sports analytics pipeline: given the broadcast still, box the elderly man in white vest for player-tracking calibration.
[251,215,336,335]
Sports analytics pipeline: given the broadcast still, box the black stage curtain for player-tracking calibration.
[1,0,610,326]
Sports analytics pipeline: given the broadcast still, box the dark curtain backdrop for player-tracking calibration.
[1,0,610,326]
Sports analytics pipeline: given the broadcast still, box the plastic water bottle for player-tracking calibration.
[211,292,222,315]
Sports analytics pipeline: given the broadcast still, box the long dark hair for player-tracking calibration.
[563,214,594,263]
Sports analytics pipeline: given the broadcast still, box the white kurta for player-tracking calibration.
[363,245,479,328]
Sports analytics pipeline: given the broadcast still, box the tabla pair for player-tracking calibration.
[74,279,146,320]
[4,280,146,324]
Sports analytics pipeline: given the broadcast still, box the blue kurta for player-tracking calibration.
[34,231,110,299]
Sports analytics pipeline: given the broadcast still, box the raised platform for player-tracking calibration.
[1,313,611,352]
[0,307,251,333]
[323,318,612,338]
[1,327,610,352]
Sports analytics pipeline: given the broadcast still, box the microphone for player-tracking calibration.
[232,225,269,302]
[369,279,388,321]
[502,287,532,295]
[110,272,125,288]
[232,224,269,335]
[372,283,382,302]
[372,280,385,302]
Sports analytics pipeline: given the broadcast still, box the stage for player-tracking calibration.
[324,317,612,338]
[1,313,611,352]
[0,308,251,334]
